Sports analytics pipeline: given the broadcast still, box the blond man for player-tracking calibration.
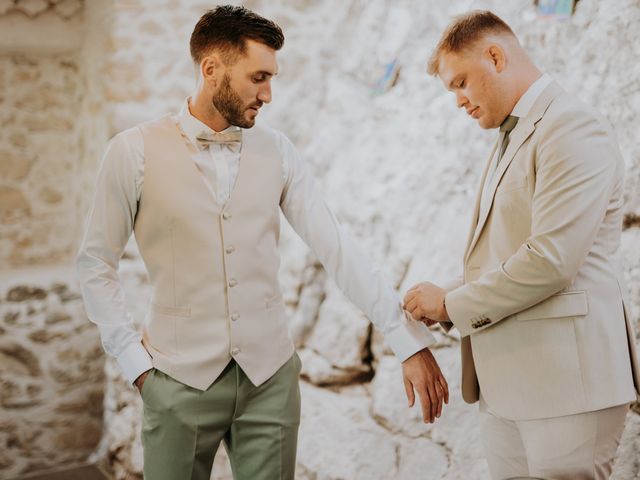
[404,10,639,480]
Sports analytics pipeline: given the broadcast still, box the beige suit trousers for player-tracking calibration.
[480,403,629,480]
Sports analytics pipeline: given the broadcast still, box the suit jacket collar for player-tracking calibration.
[464,81,565,262]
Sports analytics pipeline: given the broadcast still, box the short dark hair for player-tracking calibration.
[427,10,516,76]
[189,5,284,66]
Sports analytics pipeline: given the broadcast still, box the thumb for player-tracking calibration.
[404,376,415,407]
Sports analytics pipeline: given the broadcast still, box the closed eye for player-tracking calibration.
[447,75,466,91]
[251,71,274,83]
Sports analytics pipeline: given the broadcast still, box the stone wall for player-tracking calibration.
[0,0,110,268]
[0,54,84,266]
[0,0,88,268]
[0,0,112,477]
[0,272,104,476]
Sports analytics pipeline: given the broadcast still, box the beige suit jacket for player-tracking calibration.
[446,81,640,420]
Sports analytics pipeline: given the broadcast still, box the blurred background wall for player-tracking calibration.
[0,0,638,479]
[0,1,111,477]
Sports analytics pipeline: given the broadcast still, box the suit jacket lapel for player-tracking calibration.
[464,81,564,262]
[462,137,500,261]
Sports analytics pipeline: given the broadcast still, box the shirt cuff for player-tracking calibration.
[384,311,437,362]
[116,342,153,385]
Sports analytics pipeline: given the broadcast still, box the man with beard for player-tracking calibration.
[76,6,447,480]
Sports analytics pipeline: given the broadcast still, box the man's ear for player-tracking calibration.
[200,53,222,88]
[486,44,506,73]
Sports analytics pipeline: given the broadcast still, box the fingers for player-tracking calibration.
[403,376,415,407]
[424,349,449,405]
[421,350,447,422]
[404,349,449,424]
[134,370,149,393]
[405,357,434,423]
[429,369,444,421]
[434,381,444,419]
[428,381,439,423]
[403,290,416,307]
[403,297,423,319]
[439,375,450,405]
[403,290,437,321]
[416,382,434,423]
[403,295,426,320]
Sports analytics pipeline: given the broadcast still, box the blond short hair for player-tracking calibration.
[427,10,516,76]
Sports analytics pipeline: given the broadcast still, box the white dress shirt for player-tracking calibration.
[511,73,553,119]
[77,99,435,384]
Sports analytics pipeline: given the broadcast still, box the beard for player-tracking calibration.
[212,74,259,128]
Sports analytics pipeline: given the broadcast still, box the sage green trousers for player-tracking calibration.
[141,353,301,480]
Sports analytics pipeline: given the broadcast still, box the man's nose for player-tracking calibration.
[258,82,272,104]
[455,91,468,109]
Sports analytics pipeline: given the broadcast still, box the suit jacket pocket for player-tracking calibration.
[495,176,528,196]
[514,290,588,321]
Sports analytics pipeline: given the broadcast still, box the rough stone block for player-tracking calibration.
[15,0,49,17]
[0,342,40,376]
[0,187,30,222]
[6,286,46,302]
[54,0,82,19]
[0,151,31,181]
[0,0,14,16]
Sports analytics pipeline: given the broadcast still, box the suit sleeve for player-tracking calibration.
[439,275,464,333]
[445,107,622,337]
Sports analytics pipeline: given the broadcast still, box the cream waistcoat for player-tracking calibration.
[135,116,293,390]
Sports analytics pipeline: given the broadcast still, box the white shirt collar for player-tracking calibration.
[511,73,553,118]
[177,97,241,146]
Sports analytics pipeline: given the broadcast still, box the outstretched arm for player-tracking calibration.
[278,133,447,421]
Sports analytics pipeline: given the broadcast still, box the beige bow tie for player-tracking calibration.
[195,130,242,152]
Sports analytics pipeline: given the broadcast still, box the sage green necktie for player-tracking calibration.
[497,115,519,163]
[480,115,520,215]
